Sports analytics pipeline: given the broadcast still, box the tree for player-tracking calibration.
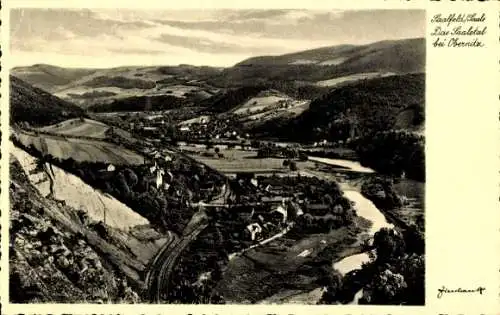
[373,228,406,263]
[123,168,139,188]
[402,225,424,255]
[282,159,290,168]
[214,147,220,154]
[360,269,407,305]
[318,268,343,304]
[322,194,334,205]
[396,254,424,305]
[289,161,298,171]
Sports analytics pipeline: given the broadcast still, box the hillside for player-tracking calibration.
[87,94,190,113]
[12,65,222,108]
[10,76,86,127]
[12,129,145,165]
[236,38,424,69]
[201,86,270,113]
[236,44,358,66]
[11,64,96,92]
[254,73,425,142]
[208,38,425,87]
[9,149,172,303]
[38,118,123,139]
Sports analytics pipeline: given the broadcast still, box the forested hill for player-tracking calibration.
[207,38,425,87]
[200,85,270,113]
[254,73,425,142]
[10,76,86,127]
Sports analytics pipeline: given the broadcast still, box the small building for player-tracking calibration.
[250,178,258,187]
[180,126,190,132]
[106,164,116,172]
[245,223,263,241]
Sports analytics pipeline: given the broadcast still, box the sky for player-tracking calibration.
[10,9,425,68]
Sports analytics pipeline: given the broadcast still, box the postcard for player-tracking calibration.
[1,1,498,314]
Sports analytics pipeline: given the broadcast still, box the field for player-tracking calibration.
[14,131,144,165]
[38,118,111,139]
[315,72,395,87]
[240,100,310,127]
[232,95,289,115]
[38,118,134,141]
[215,221,368,303]
[181,145,317,174]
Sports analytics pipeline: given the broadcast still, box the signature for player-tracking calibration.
[437,286,486,298]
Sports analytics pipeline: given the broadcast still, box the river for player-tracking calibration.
[332,190,393,281]
[308,156,375,173]
[305,155,424,304]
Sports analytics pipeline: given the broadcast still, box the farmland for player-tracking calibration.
[180,144,316,174]
[13,130,144,165]
[315,72,395,87]
[38,118,122,139]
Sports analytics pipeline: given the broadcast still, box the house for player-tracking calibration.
[180,126,190,132]
[156,169,165,188]
[250,178,258,187]
[106,164,116,172]
[245,223,263,241]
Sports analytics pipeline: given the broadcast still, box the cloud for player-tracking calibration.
[9,9,425,68]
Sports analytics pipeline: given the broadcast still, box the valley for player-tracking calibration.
[9,36,425,305]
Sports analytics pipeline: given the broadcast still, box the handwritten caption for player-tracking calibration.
[437,285,486,298]
[431,13,487,48]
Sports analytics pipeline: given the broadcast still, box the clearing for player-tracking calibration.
[38,118,115,139]
[315,72,395,87]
